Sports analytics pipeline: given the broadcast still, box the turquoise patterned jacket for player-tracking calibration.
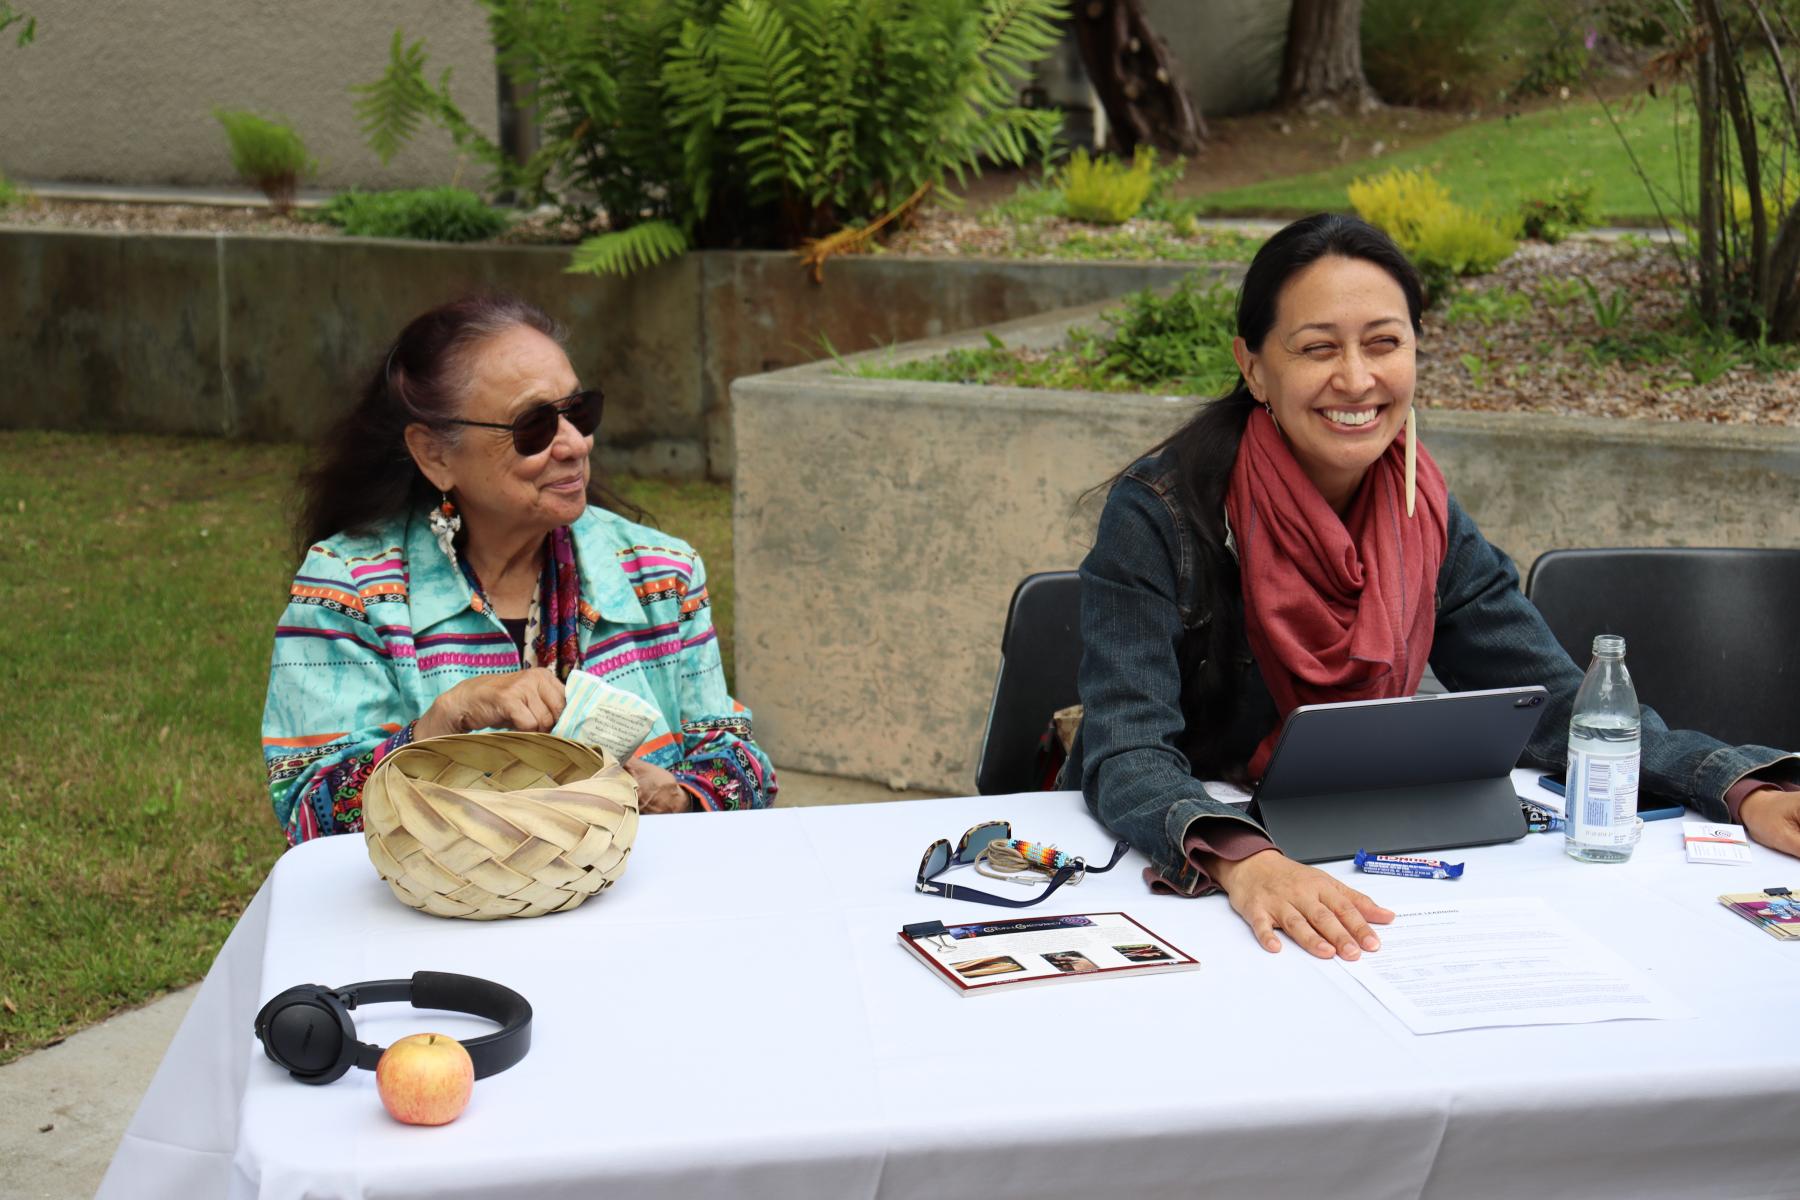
[261,504,776,843]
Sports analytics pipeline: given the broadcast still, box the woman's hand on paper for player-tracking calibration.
[1208,849,1395,959]
[1740,789,1800,857]
[415,668,566,740]
[624,756,694,814]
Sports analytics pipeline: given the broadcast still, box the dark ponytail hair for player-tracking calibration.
[296,292,642,558]
[1098,214,1425,741]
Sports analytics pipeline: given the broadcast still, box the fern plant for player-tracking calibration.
[353,0,1066,275]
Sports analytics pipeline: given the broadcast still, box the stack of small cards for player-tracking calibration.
[1683,821,1752,865]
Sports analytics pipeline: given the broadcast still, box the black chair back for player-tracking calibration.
[1525,547,1800,751]
[975,571,1082,795]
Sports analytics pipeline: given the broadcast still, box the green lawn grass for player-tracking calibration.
[0,432,729,1064]
[1199,92,1692,224]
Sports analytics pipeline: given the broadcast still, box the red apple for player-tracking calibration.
[375,1033,474,1126]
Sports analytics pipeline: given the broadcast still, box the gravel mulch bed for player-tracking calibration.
[0,198,335,237]
[883,206,1263,262]
[0,197,596,245]
[1419,241,1799,427]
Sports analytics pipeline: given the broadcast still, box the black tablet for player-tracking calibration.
[1251,686,1549,864]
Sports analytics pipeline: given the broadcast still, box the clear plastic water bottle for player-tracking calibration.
[1565,634,1641,863]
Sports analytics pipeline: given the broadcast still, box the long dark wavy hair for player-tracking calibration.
[296,292,643,558]
[1104,213,1426,714]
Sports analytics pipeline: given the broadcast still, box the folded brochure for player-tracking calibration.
[1719,888,1800,941]
[899,912,1198,995]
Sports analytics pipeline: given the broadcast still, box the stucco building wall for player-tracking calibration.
[0,0,497,190]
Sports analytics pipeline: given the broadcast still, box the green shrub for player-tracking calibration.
[1407,203,1516,273]
[1512,40,1589,99]
[1362,0,1581,108]
[1517,179,1596,243]
[316,187,508,242]
[984,178,1064,227]
[1348,167,1516,300]
[856,275,1239,395]
[1059,147,1158,224]
[355,0,1066,276]
[213,108,314,212]
[1347,167,1451,239]
[1100,275,1240,394]
[0,169,23,211]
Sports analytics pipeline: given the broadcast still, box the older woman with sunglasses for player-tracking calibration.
[261,293,776,843]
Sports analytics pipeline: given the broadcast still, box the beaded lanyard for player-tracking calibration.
[976,838,1087,886]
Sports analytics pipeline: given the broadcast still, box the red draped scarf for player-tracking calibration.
[1224,406,1449,779]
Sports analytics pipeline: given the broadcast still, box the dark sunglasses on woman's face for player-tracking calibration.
[915,819,1130,909]
[441,388,604,456]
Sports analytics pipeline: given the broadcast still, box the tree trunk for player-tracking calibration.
[494,68,539,206]
[1696,37,1722,330]
[1070,0,1205,156]
[1280,0,1377,112]
[1699,0,1769,324]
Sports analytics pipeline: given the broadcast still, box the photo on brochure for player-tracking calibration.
[1114,943,1173,963]
[1043,951,1100,974]
[953,955,1028,979]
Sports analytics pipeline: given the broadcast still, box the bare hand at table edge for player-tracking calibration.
[623,756,694,814]
[1204,849,1395,960]
[1740,789,1800,858]
[415,668,567,741]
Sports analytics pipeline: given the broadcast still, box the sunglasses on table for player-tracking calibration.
[915,820,1130,909]
[441,388,604,456]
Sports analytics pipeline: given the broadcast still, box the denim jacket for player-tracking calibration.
[1069,448,1800,895]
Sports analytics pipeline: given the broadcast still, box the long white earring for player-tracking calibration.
[428,492,462,565]
[1404,408,1418,518]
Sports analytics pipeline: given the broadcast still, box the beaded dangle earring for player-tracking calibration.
[428,493,463,565]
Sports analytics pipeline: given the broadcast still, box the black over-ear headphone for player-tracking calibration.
[254,971,532,1085]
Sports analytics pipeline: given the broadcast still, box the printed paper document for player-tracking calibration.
[1336,897,1689,1034]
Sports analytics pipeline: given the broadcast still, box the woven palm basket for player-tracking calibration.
[363,732,640,920]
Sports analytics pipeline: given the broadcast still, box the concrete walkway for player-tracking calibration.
[18,180,334,209]
[0,770,942,1200]
[0,986,198,1200]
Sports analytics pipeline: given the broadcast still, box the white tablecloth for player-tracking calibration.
[100,774,1800,1200]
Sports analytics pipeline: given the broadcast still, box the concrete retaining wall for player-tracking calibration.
[696,254,1205,473]
[732,305,1800,794]
[0,228,706,478]
[0,227,1201,476]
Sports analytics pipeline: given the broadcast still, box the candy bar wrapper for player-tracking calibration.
[1354,850,1465,880]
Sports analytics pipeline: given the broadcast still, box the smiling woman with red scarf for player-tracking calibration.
[1063,215,1800,960]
